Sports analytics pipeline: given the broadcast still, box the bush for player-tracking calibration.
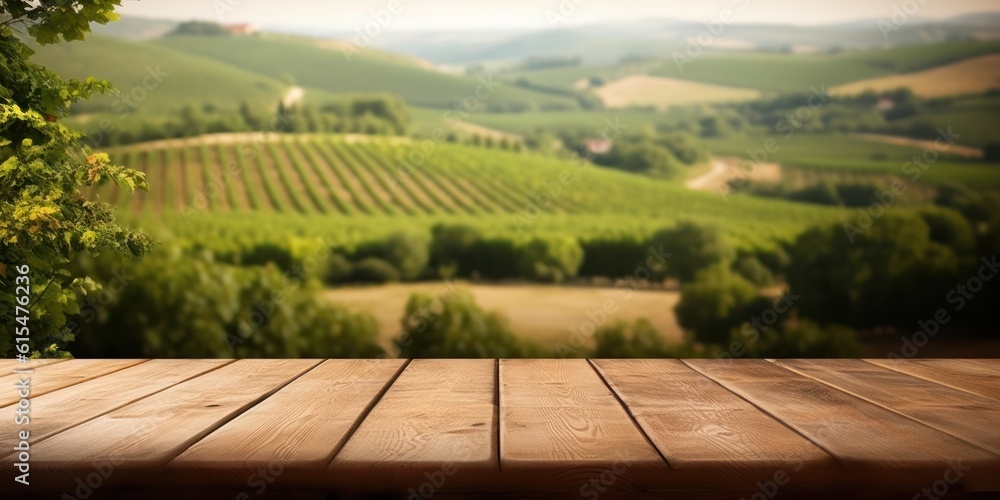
[674,265,757,346]
[648,222,733,282]
[469,238,521,280]
[517,236,584,283]
[733,256,775,287]
[738,320,861,358]
[320,253,353,285]
[69,246,383,358]
[354,232,429,281]
[430,224,481,278]
[242,243,296,272]
[578,237,648,278]
[350,257,400,283]
[592,319,690,358]
[983,142,1000,162]
[395,290,534,357]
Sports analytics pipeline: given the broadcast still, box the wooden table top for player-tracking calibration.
[2,358,999,498]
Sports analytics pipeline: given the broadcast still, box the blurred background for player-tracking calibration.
[25,0,1000,359]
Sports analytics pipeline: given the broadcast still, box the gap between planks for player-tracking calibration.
[679,359,848,470]
[320,359,413,469]
[585,359,672,469]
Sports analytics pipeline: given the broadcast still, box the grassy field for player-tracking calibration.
[153,35,581,110]
[28,33,285,115]
[103,134,847,250]
[324,282,684,350]
[594,75,761,108]
[650,41,1000,92]
[704,133,1000,187]
[832,55,1000,97]
[891,96,1000,147]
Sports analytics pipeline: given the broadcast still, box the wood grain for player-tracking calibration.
[0,359,230,456]
[15,359,319,469]
[592,359,835,487]
[0,358,67,371]
[0,358,147,407]
[499,359,667,491]
[171,359,405,470]
[685,359,1000,489]
[866,359,1000,400]
[330,359,497,489]
[965,359,1000,371]
[775,359,1000,455]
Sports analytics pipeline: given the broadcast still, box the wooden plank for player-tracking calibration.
[866,359,1000,401]
[0,359,231,456]
[11,359,319,475]
[329,359,496,490]
[960,359,1000,371]
[775,359,1000,455]
[499,359,667,492]
[0,358,67,371]
[592,359,836,488]
[685,359,1000,489]
[171,359,405,473]
[0,359,147,407]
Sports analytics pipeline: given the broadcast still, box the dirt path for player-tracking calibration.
[853,133,983,158]
[685,157,782,193]
[282,86,304,109]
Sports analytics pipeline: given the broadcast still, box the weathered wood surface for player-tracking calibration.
[1,359,998,497]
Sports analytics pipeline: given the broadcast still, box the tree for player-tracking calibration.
[674,265,757,346]
[1,1,153,357]
[648,222,733,282]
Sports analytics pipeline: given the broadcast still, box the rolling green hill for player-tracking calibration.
[153,35,581,111]
[650,40,1000,93]
[28,34,285,116]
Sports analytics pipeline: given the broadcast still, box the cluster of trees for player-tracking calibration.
[79,94,411,146]
[166,21,237,37]
[1,0,155,358]
[747,180,898,207]
[545,129,710,179]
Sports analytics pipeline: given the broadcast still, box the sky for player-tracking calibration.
[116,0,1000,32]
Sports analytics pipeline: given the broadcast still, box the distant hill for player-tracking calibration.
[28,34,285,116]
[153,35,582,111]
[90,16,178,40]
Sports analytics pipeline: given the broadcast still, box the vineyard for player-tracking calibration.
[100,134,846,250]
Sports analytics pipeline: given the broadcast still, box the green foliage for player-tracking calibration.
[320,253,353,285]
[592,319,696,358]
[69,246,383,357]
[350,257,400,284]
[737,320,862,358]
[516,236,584,283]
[354,232,429,281]
[1,5,153,357]
[396,289,535,358]
[787,213,962,327]
[429,223,480,279]
[675,265,758,346]
[648,222,733,282]
[167,21,230,37]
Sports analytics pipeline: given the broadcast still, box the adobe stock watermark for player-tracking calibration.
[673,0,751,72]
[224,235,338,353]
[878,0,929,41]
[235,461,284,500]
[579,455,629,499]
[545,0,589,28]
[388,279,463,358]
[911,460,971,500]
[341,0,413,62]
[79,66,169,149]
[511,116,628,233]
[406,461,457,499]
[723,85,829,199]
[713,291,799,360]
[842,126,959,243]
[382,74,503,194]
[888,254,997,359]
[555,245,669,358]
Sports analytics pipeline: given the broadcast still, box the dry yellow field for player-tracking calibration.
[594,75,761,108]
[832,54,1000,97]
[324,282,684,351]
